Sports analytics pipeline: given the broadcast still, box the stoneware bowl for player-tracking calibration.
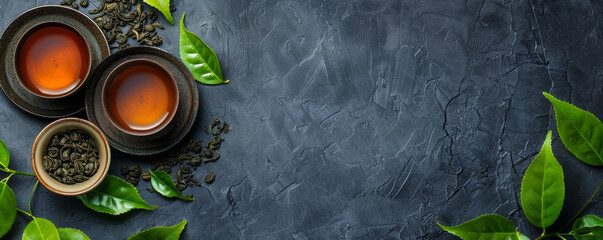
[85,47,198,155]
[31,118,110,196]
[0,5,110,118]
[101,58,180,136]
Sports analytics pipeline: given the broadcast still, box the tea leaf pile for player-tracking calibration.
[439,93,603,240]
[63,0,168,50]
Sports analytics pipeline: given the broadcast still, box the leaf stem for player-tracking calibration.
[28,181,39,215]
[16,208,34,219]
[561,180,603,231]
[1,172,15,183]
[534,232,573,240]
[14,171,35,177]
[534,233,552,240]
[0,167,35,177]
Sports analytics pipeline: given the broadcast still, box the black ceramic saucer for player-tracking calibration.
[0,5,110,118]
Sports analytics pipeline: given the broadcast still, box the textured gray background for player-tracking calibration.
[0,0,602,239]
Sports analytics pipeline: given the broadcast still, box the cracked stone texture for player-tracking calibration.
[0,0,602,239]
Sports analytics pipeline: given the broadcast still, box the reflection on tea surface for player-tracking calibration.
[108,64,177,133]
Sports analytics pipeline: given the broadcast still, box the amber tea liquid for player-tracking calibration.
[107,63,177,133]
[18,25,90,96]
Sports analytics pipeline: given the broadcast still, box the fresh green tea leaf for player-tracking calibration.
[437,214,523,240]
[179,13,229,85]
[575,232,603,240]
[544,92,603,166]
[57,228,91,240]
[572,215,603,240]
[143,0,174,24]
[22,218,59,240]
[127,220,187,240]
[0,182,16,238]
[0,139,9,169]
[519,233,530,240]
[77,175,157,215]
[520,131,565,229]
[150,170,194,201]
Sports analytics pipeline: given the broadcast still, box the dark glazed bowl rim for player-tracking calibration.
[100,58,180,136]
[0,5,110,118]
[15,21,93,99]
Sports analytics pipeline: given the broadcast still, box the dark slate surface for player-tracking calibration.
[1,0,603,239]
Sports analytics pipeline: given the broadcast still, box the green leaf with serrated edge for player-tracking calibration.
[57,228,91,240]
[22,218,60,240]
[0,182,16,238]
[77,175,157,215]
[572,215,603,240]
[0,139,9,169]
[179,13,229,85]
[544,92,603,166]
[574,231,603,240]
[437,214,524,240]
[520,131,564,229]
[150,170,194,201]
[143,0,173,24]
[127,220,187,240]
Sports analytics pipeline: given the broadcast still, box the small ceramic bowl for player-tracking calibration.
[101,58,180,136]
[0,5,110,118]
[85,47,198,155]
[31,118,110,196]
[16,21,92,99]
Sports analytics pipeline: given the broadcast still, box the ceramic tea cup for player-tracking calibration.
[31,118,110,196]
[101,58,180,136]
[15,21,92,99]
